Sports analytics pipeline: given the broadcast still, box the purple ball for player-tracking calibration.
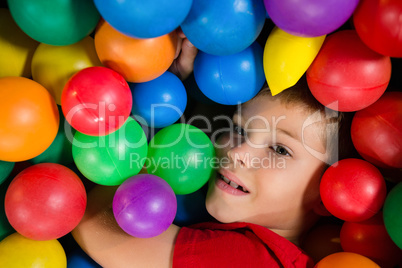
[112,174,177,238]
[264,0,359,37]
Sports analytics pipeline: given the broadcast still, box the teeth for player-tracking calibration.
[222,176,230,184]
[229,181,239,188]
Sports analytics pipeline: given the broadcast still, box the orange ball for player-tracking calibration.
[0,77,59,162]
[315,252,380,268]
[94,21,178,83]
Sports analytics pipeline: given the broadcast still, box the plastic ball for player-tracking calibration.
[193,42,265,105]
[354,0,402,58]
[31,106,75,166]
[0,77,59,162]
[314,252,380,268]
[0,176,14,241]
[340,212,402,268]
[130,71,187,128]
[32,36,102,105]
[5,163,87,240]
[320,159,387,222]
[301,224,343,263]
[72,117,148,186]
[263,27,326,95]
[0,232,66,268]
[174,188,211,227]
[7,0,99,45]
[62,66,132,136]
[112,174,177,238]
[351,92,402,168]
[180,0,266,56]
[94,0,192,38]
[148,124,215,195]
[307,30,391,112]
[0,8,38,78]
[0,161,14,186]
[67,248,101,268]
[383,182,402,249]
[264,0,359,37]
[95,21,178,83]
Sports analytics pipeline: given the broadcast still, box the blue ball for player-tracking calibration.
[180,0,266,55]
[193,42,265,105]
[94,0,193,38]
[67,248,101,268]
[130,71,187,128]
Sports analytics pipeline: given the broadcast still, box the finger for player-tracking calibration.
[176,38,198,80]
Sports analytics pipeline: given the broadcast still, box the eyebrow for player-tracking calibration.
[233,112,302,143]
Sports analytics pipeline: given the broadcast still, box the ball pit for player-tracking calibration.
[0,0,401,265]
[0,232,67,268]
[5,163,87,240]
[113,174,177,238]
[0,77,59,162]
[62,66,132,136]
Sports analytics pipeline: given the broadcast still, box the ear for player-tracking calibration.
[313,200,332,216]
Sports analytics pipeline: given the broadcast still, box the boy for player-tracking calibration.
[72,35,354,267]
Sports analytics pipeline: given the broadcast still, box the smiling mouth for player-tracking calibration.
[219,173,249,193]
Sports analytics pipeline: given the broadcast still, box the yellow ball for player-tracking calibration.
[0,8,39,78]
[263,27,325,96]
[32,36,102,105]
[0,232,67,268]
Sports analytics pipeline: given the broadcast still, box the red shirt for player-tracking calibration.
[173,222,314,268]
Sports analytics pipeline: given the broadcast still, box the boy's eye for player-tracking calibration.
[270,145,291,156]
[233,125,246,136]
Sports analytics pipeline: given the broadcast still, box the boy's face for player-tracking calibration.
[206,94,328,232]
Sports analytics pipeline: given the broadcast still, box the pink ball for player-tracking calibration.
[62,66,132,136]
[320,159,387,222]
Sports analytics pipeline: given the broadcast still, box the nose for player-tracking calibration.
[227,141,259,169]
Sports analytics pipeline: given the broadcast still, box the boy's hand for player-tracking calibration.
[169,28,198,81]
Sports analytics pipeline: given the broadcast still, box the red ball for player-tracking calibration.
[351,92,402,169]
[307,30,391,112]
[340,212,402,268]
[320,159,387,222]
[354,0,402,58]
[5,163,87,240]
[61,66,132,136]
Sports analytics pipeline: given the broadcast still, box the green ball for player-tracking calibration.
[31,106,74,166]
[72,117,148,186]
[0,161,14,186]
[8,0,100,45]
[148,124,215,195]
[383,182,402,249]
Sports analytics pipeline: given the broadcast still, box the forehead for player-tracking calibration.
[238,94,326,149]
